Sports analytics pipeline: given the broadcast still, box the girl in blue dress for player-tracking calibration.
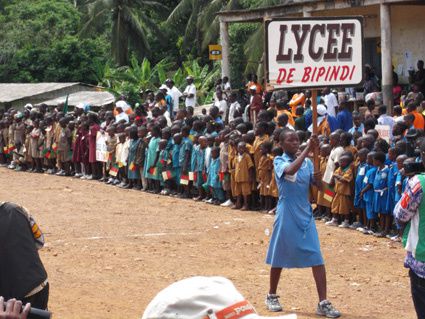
[353,148,369,229]
[360,152,377,234]
[265,130,340,318]
[372,151,390,237]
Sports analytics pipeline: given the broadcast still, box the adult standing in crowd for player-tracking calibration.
[214,89,228,124]
[322,87,338,118]
[336,102,352,132]
[394,138,425,319]
[228,92,241,123]
[0,202,49,310]
[165,79,182,117]
[183,76,197,108]
[265,130,340,318]
[409,60,425,96]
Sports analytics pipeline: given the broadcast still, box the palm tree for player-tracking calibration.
[167,0,242,54]
[81,0,167,66]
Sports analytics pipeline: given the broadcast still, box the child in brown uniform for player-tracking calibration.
[253,122,270,173]
[258,141,273,211]
[228,134,238,201]
[232,141,255,211]
[330,152,354,228]
[29,119,44,173]
[43,116,56,174]
[341,132,358,159]
[316,144,332,219]
[56,118,72,176]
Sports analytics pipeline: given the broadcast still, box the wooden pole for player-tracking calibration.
[311,89,319,173]
[219,20,230,78]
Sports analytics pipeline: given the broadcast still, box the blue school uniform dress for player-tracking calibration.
[127,139,141,179]
[143,137,160,180]
[158,149,170,184]
[207,157,224,201]
[373,166,390,214]
[266,153,323,268]
[363,166,377,220]
[179,137,193,173]
[354,163,368,209]
[190,145,198,173]
[172,143,181,182]
[386,162,398,214]
[193,147,205,188]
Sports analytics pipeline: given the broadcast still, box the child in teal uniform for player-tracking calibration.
[179,126,193,198]
[206,146,224,204]
[127,127,141,189]
[372,151,390,237]
[172,133,182,195]
[190,135,199,189]
[162,127,173,152]
[144,125,161,192]
[359,152,377,235]
[193,136,207,201]
[158,139,171,195]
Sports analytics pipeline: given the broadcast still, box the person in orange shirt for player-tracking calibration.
[406,102,425,130]
[274,101,295,126]
[289,92,306,117]
[245,74,262,95]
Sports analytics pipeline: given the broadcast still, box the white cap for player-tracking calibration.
[142,276,296,319]
[24,103,33,111]
[159,84,168,91]
[317,104,327,116]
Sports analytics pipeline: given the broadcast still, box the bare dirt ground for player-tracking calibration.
[0,167,417,319]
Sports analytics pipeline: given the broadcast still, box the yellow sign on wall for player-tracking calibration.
[209,44,222,60]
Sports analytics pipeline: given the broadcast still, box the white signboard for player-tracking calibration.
[266,17,364,89]
[95,132,108,162]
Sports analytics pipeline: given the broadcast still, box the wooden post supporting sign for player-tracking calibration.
[311,89,319,172]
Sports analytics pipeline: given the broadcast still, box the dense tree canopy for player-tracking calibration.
[0,0,285,87]
[0,0,108,83]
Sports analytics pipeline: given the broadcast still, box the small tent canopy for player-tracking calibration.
[38,91,116,109]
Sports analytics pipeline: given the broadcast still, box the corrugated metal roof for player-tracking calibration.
[0,83,80,103]
[39,91,116,107]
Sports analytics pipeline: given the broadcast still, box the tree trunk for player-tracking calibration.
[113,8,129,66]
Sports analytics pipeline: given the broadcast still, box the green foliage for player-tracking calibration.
[100,57,220,106]
[82,0,167,66]
[229,23,258,88]
[0,0,109,83]
[0,0,279,91]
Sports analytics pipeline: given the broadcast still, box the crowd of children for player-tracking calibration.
[0,83,424,240]
[0,100,283,212]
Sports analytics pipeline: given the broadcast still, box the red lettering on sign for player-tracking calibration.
[302,67,311,82]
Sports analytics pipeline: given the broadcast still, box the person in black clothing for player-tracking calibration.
[409,60,425,96]
[0,202,49,310]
